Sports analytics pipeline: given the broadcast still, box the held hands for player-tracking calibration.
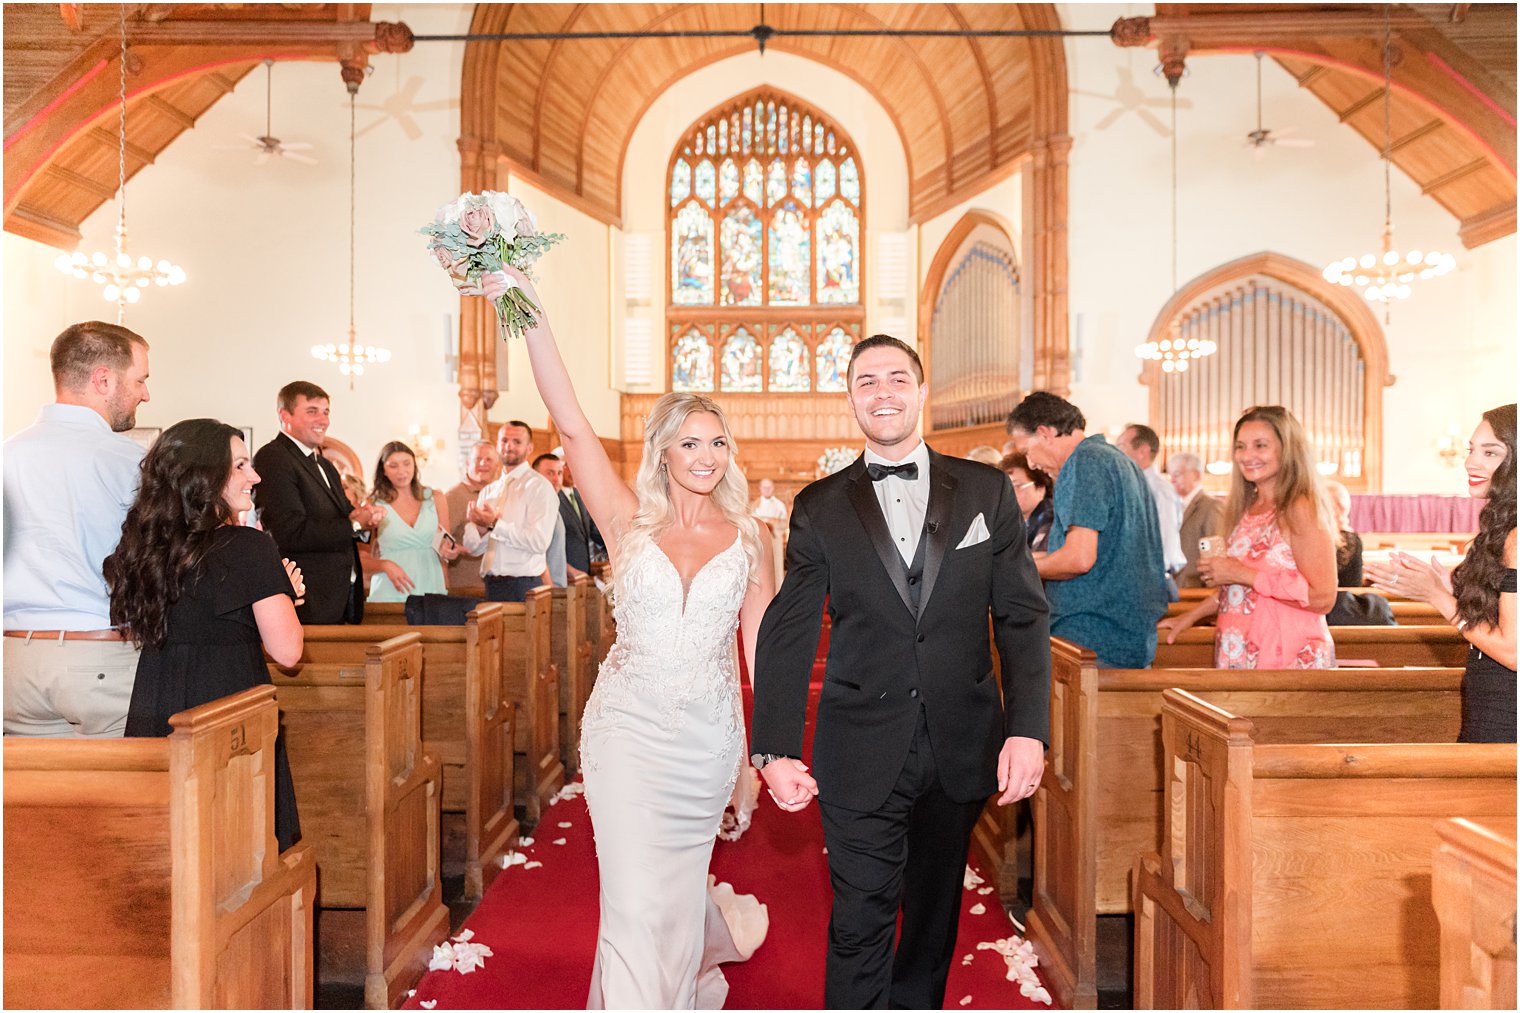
[349,503,385,529]
[1197,554,1254,589]
[282,558,306,607]
[1366,551,1451,604]
[760,758,819,813]
[996,736,1046,806]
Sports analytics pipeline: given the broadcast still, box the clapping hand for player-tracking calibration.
[282,558,306,607]
[760,758,819,813]
[1366,551,1450,604]
[468,501,500,529]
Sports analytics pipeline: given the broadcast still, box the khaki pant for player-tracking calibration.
[3,636,140,737]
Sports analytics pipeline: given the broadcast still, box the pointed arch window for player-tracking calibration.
[668,88,865,393]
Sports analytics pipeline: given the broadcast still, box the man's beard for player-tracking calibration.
[105,394,137,432]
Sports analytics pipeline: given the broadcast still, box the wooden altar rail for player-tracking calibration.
[5,686,318,1009]
[1434,818,1518,1011]
[1132,689,1515,1009]
[1015,638,1463,1009]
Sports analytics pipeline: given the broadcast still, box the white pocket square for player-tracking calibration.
[956,513,990,549]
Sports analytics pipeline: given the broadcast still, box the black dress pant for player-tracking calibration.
[818,705,985,1010]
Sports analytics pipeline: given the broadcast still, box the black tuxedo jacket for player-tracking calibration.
[751,448,1050,811]
[253,433,363,624]
[558,488,603,573]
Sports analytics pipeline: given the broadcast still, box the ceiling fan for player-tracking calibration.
[216,60,317,166]
[1245,52,1314,158]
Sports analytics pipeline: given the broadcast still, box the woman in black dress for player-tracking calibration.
[105,419,307,849]
[1368,403,1516,742]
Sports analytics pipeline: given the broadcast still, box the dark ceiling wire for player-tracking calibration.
[411,28,1113,42]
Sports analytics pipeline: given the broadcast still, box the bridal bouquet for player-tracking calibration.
[420,191,564,340]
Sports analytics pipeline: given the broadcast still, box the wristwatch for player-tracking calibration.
[750,753,786,770]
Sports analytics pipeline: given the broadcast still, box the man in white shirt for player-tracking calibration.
[751,478,788,586]
[463,420,559,602]
[1117,423,1186,598]
[4,321,151,737]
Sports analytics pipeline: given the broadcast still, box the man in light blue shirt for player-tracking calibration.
[533,453,569,588]
[4,321,151,737]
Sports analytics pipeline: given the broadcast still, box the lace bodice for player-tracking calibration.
[581,532,749,778]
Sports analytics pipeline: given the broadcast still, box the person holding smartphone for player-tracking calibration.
[365,440,460,602]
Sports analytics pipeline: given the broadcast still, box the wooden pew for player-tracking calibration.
[1132,689,1516,1009]
[550,575,594,777]
[275,633,448,1009]
[1433,819,1518,1010]
[1023,638,1464,1009]
[313,602,518,900]
[1152,624,1468,668]
[1162,590,1443,624]
[5,686,317,1009]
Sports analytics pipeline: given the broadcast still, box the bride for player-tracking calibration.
[480,268,776,1008]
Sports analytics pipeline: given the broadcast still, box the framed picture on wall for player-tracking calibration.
[125,427,160,452]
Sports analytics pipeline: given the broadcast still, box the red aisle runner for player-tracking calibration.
[402,682,1052,1011]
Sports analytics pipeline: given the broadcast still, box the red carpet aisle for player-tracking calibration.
[402,682,1053,1010]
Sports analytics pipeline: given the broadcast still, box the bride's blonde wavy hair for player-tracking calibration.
[617,392,764,592]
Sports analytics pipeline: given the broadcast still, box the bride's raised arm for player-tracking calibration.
[481,267,637,553]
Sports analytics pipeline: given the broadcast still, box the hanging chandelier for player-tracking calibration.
[1135,71,1217,374]
[53,7,185,320]
[1322,7,1454,313]
[311,87,389,387]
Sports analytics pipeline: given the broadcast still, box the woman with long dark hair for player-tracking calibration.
[1158,405,1339,667]
[365,440,459,601]
[105,418,305,850]
[1368,404,1516,741]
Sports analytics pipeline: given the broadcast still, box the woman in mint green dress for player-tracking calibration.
[366,441,460,601]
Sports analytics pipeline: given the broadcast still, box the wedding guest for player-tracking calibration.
[965,445,1004,468]
[751,478,788,587]
[1159,406,1338,668]
[534,452,571,587]
[1324,479,1394,626]
[1166,451,1226,589]
[999,451,1054,552]
[1007,392,1168,668]
[1117,423,1187,598]
[446,441,501,594]
[254,381,382,624]
[4,321,151,737]
[105,419,304,850]
[559,456,605,573]
[366,441,460,602]
[462,420,559,602]
[1368,404,1515,742]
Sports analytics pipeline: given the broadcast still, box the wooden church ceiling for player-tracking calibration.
[461,3,1066,227]
[3,3,1515,250]
[1144,3,1516,248]
[3,3,402,249]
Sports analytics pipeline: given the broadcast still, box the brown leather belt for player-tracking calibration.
[4,629,125,642]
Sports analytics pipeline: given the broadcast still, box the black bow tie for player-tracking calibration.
[866,461,919,482]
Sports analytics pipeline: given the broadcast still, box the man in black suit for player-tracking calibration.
[557,457,604,574]
[253,381,381,624]
[751,335,1050,1010]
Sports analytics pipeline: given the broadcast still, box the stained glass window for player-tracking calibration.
[668,88,865,392]
[672,328,714,391]
[816,327,852,392]
[816,200,859,305]
[721,328,763,392]
[720,205,762,306]
[672,202,713,305]
[769,326,810,392]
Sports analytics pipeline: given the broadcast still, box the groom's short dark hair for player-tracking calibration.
[848,334,923,386]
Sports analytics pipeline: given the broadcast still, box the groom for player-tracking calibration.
[751,335,1050,1009]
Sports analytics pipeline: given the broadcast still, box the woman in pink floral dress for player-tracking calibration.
[1160,406,1339,668]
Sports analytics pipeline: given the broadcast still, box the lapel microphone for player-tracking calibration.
[926,520,939,534]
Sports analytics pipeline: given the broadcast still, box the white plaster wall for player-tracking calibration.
[1058,3,1516,492]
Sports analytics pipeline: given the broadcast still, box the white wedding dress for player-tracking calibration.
[580,532,769,1009]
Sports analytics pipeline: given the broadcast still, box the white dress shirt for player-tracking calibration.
[863,440,931,565]
[3,404,145,630]
[752,495,788,523]
[462,461,559,578]
[1142,464,1187,574]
